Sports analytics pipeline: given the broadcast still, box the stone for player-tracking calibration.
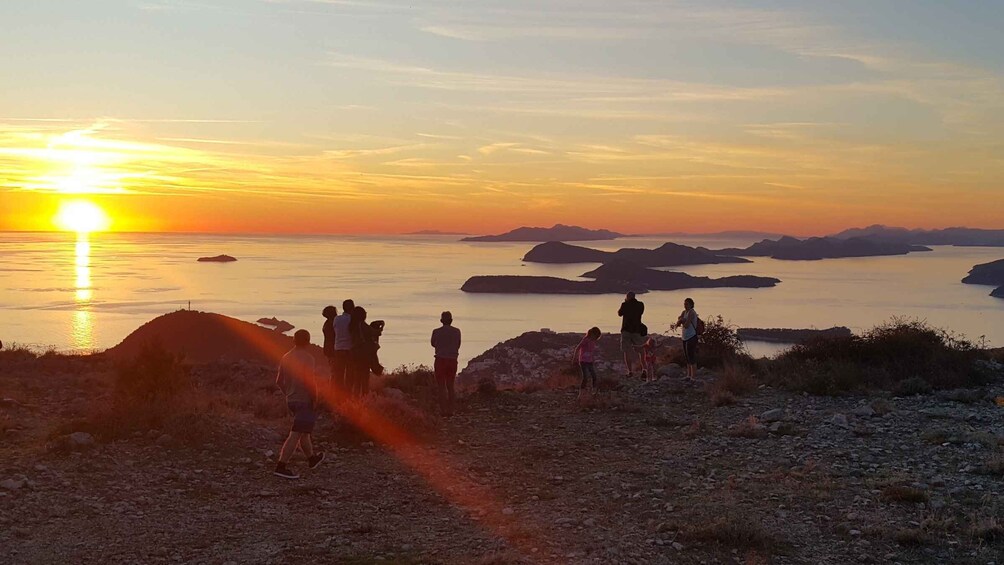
[156,434,173,446]
[1,478,25,491]
[69,432,95,448]
[829,414,850,429]
[850,405,875,417]
[761,408,784,423]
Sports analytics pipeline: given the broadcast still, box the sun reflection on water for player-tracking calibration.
[72,233,94,350]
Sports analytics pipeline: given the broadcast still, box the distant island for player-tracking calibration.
[523,241,750,266]
[462,224,623,242]
[962,258,1004,299]
[405,230,471,236]
[462,260,779,294]
[737,326,853,344]
[645,230,785,240]
[831,225,1004,247]
[197,254,237,263]
[715,236,930,261]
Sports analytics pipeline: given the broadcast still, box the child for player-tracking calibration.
[641,336,658,381]
[573,327,602,396]
[274,329,325,479]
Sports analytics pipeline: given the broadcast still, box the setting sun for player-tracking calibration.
[54,200,111,233]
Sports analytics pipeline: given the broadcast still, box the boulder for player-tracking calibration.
[69,432,95,449]
[761,408,785,423]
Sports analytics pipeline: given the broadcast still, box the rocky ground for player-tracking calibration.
[2,351,1003,565]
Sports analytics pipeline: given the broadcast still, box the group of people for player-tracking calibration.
[272,293,700,479]
[573,294,702,394]
[272,302,461,479]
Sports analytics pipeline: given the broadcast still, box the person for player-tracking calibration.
[617,292,646,379]
[641,336,658,382]
[331,299,355,396]
[572,327,601,396]
[671,297,699,380]
[274,329,325,479]
[431,311,461,416]
[349,306,381,397]
[321,305,337,383]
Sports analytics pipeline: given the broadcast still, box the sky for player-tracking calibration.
[1,0,1003,235]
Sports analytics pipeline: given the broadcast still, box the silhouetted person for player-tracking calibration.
[321,305,337,381]
[331,299,355,395]
[431,311,461,416]
[618,292,646,378]
[274,329,324,479]
[671,297,700,380]
[349,306,381,396]
[573,326,601,397]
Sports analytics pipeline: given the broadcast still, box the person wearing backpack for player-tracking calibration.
[671,297,701,381]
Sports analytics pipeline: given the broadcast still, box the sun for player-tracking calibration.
[54,200,111,233]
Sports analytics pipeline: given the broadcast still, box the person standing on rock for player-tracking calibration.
[274,329,325,479]
[671,297,700,381]
[331,299,355,397]
[618,292,646,379]
[573,326,601,397]
[431,311,461,416]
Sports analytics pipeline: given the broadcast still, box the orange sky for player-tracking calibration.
[2,2,1003,236]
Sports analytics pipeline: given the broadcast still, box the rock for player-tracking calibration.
[381,387,406,400]
[69,432,95,449]
[1,478,26,491]
[257,317,295,334]
[850,405,875,417]
[869,398,894,415]
[920,408,955,419]
[197,254,237,263]
[156,434,173,446]
[829,414,850,429]
[761,408,785,423]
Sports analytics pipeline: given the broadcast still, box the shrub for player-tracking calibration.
[698,316,750,369]
[728,415,767,439]
[764,319,992,395]
[476,376,498,397]
[338,394,439,444]
[672,513,779,552]
[114,341,190,402]
[706,361,757,406]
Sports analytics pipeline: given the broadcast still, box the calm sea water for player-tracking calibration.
[1,232,1002,368]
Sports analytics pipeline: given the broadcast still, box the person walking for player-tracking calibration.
[617,292,646,379]
[671,297,700,381]
[431,311,461,416]
[572,327,602,397]
[273,329,325,479]
[331,299,354,396]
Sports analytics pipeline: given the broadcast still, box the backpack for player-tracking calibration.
[695,316,706,337]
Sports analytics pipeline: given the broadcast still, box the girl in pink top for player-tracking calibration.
[573,327,602,393]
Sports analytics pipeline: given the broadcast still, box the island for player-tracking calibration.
[462,224,623,242]
[832,225,1004,247]
[715,236,930,260]
[962,258,1004,299]
[737,326,853,343]
[404,230,470,236]
[462,261,779,294]
[461,275,637,294]
[257,317,294,333]
[523,241,750,266]
[197,254,237,263]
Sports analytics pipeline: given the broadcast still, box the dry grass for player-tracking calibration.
[880,485,930,504]
[336,394,440,445]
[706,362,757,407]
[576,392,640,413]
[977,455,1004,477]
[728,415,767,439]
[673,513,780,552]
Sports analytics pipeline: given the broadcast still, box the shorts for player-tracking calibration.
[683,336,699,365]
[287,401,317,434]
[620,331,646,352]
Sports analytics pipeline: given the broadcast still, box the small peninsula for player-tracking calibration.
[462,224,623,242]
[962,258,1004,299]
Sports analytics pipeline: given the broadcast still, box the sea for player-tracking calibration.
[1,232,1002,369]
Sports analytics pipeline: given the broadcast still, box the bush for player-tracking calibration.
[699,316,750,369]
[338,394,439,445]
[764,320,993,395]
[706,361,757,406]
[115,341,190,402]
